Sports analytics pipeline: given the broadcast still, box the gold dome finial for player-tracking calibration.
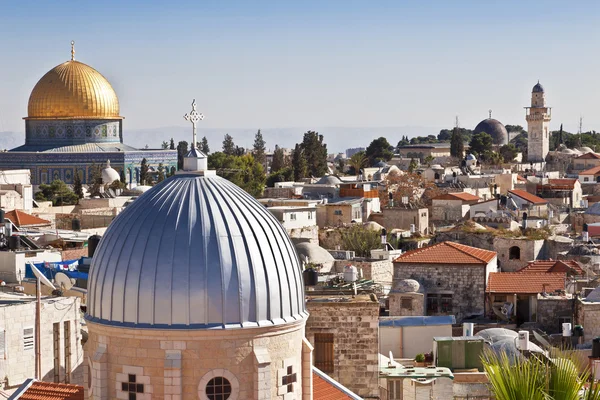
[71,40,75,61]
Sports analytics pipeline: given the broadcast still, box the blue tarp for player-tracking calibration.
[25,258,88,281]
[379,315,456,327]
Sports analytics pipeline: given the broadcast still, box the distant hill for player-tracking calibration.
[0,126,442,154]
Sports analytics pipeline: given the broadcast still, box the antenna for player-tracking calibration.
[54,272,74,291]
[455,115,460,129]
[30,262,56,290]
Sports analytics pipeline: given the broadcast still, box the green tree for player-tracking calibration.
[340,225,382,257]
[348,151,368,176]
[499,144,518,162]
[450,126,465,158]
[73,172,83,200]
[88,163,103,197]
[140,158,149,185]
[396,136,410,152]
[208,152,266,197]
[336,158,346,174]
[301,131,328,177]
[469,132,494,157]
[266,166,294,187]
[161,140,169,149]
[408,158,418,173]
[222,134,236,155]
[291,144,308,181]
[200,136,210,154]
[109,179,126,190]
[156,163,165,183]
[365,137,393,166]
[176,141,188,170]
[423,155,435,166]
[253,129,266,165]
[169,138,175,150]
[270,145,285,173]
[35,180,79,206]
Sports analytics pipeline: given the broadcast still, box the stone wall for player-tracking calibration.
[388,292,424,316]
[431,200,467,221]
[61,247,88,260]
[56,213,116,230]
[333,259,393,286]
[393,262,487,321]
[0,297,82,388]
[85,319,309,400]
[288,225,319,244]
[493,237,546,272]
[536,297,573,334]
[305,297,380,399]
[369,207,429,235]
[578,301,600,343]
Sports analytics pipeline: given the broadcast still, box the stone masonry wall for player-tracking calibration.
[333,259,393,286]
[536,297,573,334]
[578,302,600,343]
[493,237,546,272]
[305,298,379,399]
[393,262,486,321]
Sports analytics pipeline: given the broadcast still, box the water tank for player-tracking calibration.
[343,265,358,282]
[463,323,474,337]
[517,331,529,351]
[592,337,600,358]
[562,323,572,337]
[88,235,102,258]
[8,235,19,250]
[584,223,589,232]
[302,268,318,286]
[71,218,81,232]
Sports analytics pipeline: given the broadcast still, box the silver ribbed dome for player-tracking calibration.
[87,173,307,329]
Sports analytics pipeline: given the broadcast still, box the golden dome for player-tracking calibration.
[26,60,122,120]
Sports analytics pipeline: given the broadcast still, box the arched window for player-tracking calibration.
[198,369,239,400]
[434,172,440,180]
[509,246,520,260]
[206,377,231,400]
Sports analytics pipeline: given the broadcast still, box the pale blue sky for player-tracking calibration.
[0,0,599,139]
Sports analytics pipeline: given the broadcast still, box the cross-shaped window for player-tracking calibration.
[281,366,297,393]
[121,374,144,400]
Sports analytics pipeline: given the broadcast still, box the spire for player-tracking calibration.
[488,109,492,119]
[182,99,208,173]
[71,40,75,61]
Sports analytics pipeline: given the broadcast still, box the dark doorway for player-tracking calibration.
[516,295,530,325]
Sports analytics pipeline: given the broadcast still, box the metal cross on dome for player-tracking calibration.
[183,99,204,149]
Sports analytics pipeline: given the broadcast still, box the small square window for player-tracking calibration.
[128,374,136,383]
[128,394,136,400]
[287,366,293,375]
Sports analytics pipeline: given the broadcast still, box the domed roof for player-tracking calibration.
[466,154,477,161]
[315,175,343,185]
[562,148,576,154]
[580,147,594,153]
[532,81,545,93]
[101,160,120,184]
[87,173,307,329]
[392,279,420,293]
[27,60,121,119]
[295,242,335,272]
[375,161,388,168]
[473,118,508,145]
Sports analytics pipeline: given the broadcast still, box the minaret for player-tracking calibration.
[526,81,551,162]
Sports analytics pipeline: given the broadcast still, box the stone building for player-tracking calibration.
[0,43,177,186]
[493,237,546,272]
[430,192,480,222]
[84,151,314,399]
[388,279,424,316]
[305,295,380,399]
[507,189,549,217]
[526,81,551,163]
[369,205,429,235]
[0,296,82,388]
[573,152,600,173]
[393,241,498,321]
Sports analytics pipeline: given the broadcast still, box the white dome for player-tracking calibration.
[87,172,307,329]
[295,242,335,272]
[392,279,420,293]
[101,160,120,184]
[580,147,594,153]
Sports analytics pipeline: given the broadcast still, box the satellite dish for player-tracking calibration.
[30,262,56,290]
[54,272,74,291]
[532,330,551,349]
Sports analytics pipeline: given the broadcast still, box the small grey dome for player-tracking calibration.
[87,173,307,329]
[295,242,335,271]
[316,175,343,185]
[474,118,508,146]
[392,279,420,293]
[532,81,545,93]
[466,154,477,161]
[375,161,388,168]
[579,147,594,153]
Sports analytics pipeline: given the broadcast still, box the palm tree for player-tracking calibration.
[482,349,600,400]
[348,152,368,177]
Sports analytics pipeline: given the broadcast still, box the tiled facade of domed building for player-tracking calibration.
[0,43,177,186]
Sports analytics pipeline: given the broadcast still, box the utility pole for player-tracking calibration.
[35,276,41,379]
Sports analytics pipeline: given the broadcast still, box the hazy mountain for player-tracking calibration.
[0,126,442,154]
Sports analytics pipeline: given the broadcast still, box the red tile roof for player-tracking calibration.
[5,210,51,227]
[508,189,548,205]
[432,192,481,202]
[487,272,566,294]
[580,166,600,176]
[516,175,527,182]
[313,371,355,399]
[16,381,84,400]
[546,179,578,189]
[575,152,600,159]
[394,241,496,264]
[517,260,584,276]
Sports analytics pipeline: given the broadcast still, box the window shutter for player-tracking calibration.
[23,327,34,351]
